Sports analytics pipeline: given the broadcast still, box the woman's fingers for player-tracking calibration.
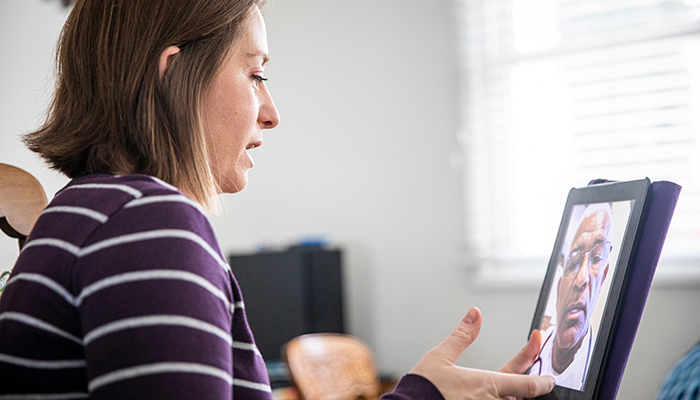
[410,308,483,385]
[493,371,556,399]
[499,329,542,374]
[437,307,483,364]
[409,310,555,400]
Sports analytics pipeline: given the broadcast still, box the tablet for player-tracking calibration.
[526,178,655,400]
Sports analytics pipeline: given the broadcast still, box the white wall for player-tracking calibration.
[0,1,70,263]
[211,0,467,375]
[1,1,699,399]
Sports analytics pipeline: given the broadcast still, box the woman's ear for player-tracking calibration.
[158,46,181,80]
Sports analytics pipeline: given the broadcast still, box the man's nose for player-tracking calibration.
[574,254,591,289]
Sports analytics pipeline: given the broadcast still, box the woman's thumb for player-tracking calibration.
[437,307,483,364]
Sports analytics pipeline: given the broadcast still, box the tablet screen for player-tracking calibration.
[526,178,652,400]
[528,201,632,391]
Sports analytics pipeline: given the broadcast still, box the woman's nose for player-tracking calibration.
[259,85,280,129]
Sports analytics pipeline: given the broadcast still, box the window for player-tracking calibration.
[457,0,700,286]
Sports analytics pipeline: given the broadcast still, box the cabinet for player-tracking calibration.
[228,247,345,363]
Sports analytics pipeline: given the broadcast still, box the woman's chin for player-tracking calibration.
[218,174,248,194]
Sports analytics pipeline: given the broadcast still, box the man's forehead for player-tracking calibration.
[572,211,611,245]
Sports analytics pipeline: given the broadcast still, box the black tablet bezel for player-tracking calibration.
[529,178,651,400]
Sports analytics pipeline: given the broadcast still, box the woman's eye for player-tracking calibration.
[252,75,268,85]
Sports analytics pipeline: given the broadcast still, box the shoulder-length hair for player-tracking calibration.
[24,0,263,208]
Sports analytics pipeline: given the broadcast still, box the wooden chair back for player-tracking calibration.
[0,163,47,292]
[284,333,381,400]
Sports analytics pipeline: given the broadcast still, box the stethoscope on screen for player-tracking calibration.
[530,328,592,389]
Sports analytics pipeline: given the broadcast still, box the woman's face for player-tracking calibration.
[203,7,280,193]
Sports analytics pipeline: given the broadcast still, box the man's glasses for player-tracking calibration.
[563,240,612,279]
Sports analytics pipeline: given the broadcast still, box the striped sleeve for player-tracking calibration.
[0,174,272,399]
[381,374,445,400]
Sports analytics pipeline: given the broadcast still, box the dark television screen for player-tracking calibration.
[229,247,345,362]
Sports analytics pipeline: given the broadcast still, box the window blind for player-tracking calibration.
[457,0,700,283]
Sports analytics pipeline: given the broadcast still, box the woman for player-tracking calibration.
[0,0,554,398]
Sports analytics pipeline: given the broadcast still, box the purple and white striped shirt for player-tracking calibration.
[0,173,443,399]
[0,174,271,398]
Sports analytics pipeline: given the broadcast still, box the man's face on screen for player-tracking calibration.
[555,207,611,356]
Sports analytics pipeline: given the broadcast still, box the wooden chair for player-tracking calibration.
[284,333,381,400]
[0,163,48,293]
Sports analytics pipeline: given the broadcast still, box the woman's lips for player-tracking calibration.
[245,140,263,167]
[246,140,263,150]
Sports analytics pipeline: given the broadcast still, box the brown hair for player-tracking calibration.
[24,0,264,208]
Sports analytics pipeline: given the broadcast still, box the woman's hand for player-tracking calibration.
[410,307,555,400]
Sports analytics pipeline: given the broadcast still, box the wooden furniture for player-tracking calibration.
[0,163,47,293]
[284,333,380,400]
